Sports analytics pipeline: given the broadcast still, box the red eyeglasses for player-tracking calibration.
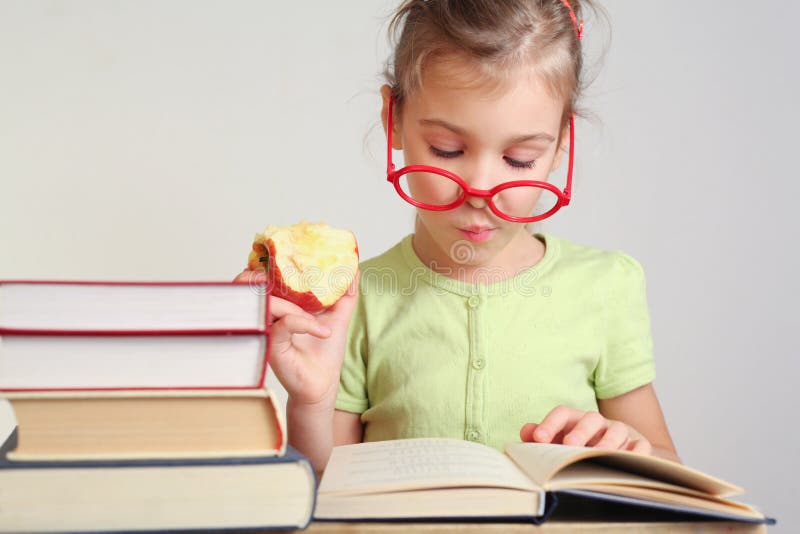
[385,97,575,223]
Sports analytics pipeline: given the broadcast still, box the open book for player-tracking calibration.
[315,438,772,524]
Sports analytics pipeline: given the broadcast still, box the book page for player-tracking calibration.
[505,442,742,498]
[548,462,722,500]
[319,438,538,495]
[505,442,602,486]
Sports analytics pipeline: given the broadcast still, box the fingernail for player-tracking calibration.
[535,429,550,440]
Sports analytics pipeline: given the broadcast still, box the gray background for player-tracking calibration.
[1,1,796,529]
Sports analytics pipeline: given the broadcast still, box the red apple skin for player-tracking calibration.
[247,242,268,271]
[262,239,359,314]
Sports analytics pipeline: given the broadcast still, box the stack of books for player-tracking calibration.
[0,280,315,533]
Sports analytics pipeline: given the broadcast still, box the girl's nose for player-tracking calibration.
[465,194,489,209]
[463,160,495,209]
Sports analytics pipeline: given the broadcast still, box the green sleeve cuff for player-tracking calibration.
[335,396,368,414]
[595,369,656,400]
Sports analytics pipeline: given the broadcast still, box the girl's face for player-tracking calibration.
[382,59,568,277]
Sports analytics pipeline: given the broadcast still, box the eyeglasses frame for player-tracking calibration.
[385,96,575,223]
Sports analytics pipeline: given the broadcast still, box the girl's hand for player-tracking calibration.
[233,268,359,407]
[519,405,653,455]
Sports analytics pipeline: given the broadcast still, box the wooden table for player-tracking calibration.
[294,521,768,533]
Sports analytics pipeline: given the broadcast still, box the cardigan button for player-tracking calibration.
[467,295,480,308]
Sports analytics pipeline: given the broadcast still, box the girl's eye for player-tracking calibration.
[429,146,463,159]
[504,156,536,170]
[429,145,536,171]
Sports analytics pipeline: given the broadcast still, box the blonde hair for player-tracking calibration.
[383,0,600,124]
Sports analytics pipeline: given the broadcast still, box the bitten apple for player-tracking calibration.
[247,221,359,313]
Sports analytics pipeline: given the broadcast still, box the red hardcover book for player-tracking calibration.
[0,280,270,392]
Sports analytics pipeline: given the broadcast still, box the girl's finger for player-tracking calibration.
[270,313,331,349]
[533,405,583,443]
[520,422,537,442]
[563,411,607,447]
[233,272,311,324]
[321,279,360,324]
[593,420,630,450]
[269,296,316,322]
[628,438,653,455]
[233,269,266,284]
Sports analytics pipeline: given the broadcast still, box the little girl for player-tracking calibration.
[241,0,679,473]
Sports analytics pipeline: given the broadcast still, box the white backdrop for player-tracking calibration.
[1,1,797,529]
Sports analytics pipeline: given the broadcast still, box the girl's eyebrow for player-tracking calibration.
[419,118,555,144]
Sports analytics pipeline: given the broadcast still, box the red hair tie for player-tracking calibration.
[560,0,584,40]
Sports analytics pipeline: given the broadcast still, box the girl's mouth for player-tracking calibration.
[459,226,496,242]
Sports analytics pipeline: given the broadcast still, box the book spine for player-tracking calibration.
[0,280,260,287]
[258,289,270,389]
[265,388,286,453]
[0,329,266,336]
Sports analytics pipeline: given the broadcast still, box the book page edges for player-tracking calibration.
[265,387,286,454]
[547,462,730,501]
[505,442,743,498]
[547,465,762,517]
[315,487,545,520]
[3,387,287,459]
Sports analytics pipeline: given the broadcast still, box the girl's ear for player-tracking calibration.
[380,84,404,150]
[549,122,571,173]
